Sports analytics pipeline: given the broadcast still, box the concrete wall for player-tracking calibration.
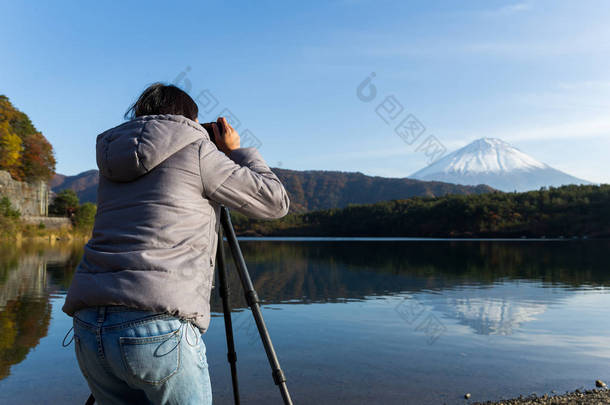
[21,216,72,230]
[0,170,49,216]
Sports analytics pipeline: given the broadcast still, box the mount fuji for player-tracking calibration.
[410,138,591,192]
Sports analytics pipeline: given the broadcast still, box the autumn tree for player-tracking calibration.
[0,121,22,178]
[0,96,56,182]
[20,131,55,182]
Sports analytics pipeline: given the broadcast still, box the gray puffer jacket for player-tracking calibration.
[62,114,289,332]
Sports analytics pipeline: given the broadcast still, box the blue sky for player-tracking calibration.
[1,0,609,183]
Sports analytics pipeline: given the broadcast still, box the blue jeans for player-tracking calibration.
[72,306,212,405]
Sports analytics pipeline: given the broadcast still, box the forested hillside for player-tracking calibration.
[50,170,99,203]
[231,184,610,238]
[272,168,494,212]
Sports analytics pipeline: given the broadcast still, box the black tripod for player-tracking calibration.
[216,206,293,405]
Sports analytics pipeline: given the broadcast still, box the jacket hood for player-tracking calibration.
[96,114,209,182]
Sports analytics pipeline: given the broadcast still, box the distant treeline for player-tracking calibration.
[231,184,610,238]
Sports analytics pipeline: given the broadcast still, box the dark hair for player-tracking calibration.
[125,83,198,121]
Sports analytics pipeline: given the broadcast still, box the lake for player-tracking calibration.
[0,239,609,404]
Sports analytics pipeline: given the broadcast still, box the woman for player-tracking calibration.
[62,83,290,404]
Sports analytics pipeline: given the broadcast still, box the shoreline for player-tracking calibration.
[234,235,595,241]
[473,387,610,405]
[2,228,90,247]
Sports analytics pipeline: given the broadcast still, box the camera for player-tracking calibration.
[202,120,224,145]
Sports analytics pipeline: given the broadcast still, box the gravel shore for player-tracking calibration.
[473,388,610,405]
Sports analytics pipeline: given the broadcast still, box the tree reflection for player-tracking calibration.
[210,239,610,312]
[1,239,608,378]
[0,243,79,380]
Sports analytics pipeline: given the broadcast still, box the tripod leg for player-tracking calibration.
[220,207,294,405]
[216,226,241,405]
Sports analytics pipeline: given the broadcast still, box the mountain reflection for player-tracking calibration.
[0,239,608,380]
[432,283,557,335]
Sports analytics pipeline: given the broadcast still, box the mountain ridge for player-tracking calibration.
[51,167,495,213]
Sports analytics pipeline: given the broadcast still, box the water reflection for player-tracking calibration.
[0,243,81,380]
[0,239,608,383]
[435,284,554,335]
[211,240,610,311]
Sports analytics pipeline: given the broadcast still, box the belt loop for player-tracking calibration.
[96,306,106,325]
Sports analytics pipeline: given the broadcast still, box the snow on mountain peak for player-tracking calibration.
[414,137,548,176]
[410,137,590,192]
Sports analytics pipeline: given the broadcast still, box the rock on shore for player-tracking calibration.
[473,388,610,405]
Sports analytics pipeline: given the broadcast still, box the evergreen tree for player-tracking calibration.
[49,189,80,217]
[73,202,97,231]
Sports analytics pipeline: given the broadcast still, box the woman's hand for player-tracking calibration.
[212,117,240,156]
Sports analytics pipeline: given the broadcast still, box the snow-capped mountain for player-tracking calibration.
[410,138,590,192]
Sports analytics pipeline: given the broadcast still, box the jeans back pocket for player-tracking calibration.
[120,331,181,385]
